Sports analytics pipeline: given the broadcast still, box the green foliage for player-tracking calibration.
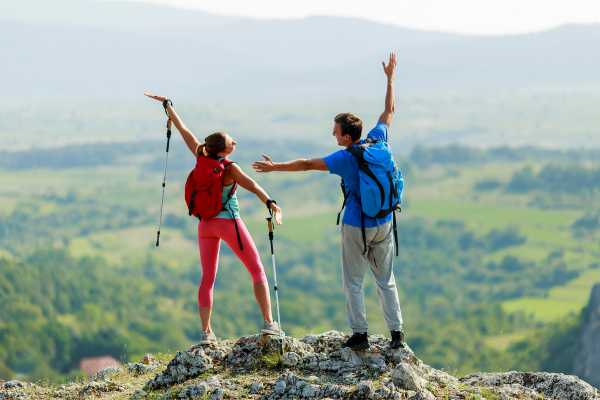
[474,179,501,192]
[506,313,581,373]
[572,212,600,237]
[410,145,600,168]
[0,250,198,380]
[484,228,527,251]
[508,164,600,194]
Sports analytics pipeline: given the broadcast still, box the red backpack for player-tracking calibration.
[184,155,237,220]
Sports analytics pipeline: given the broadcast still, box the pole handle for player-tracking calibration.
[166,129,171,152]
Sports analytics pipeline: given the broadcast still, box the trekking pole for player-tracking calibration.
[266,200,284,354]
[156,99,173,247]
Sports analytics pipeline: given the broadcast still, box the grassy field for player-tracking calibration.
[404,162,600,351]
[502,268,600,322]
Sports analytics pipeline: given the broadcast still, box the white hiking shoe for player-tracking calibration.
[261,321,284,336]
[198,331,217,344]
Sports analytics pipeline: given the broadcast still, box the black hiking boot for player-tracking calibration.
[343,332,369,351]
[390,330,405,349]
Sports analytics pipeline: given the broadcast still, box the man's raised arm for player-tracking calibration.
[378,52,397,127]
[252,155,328,173]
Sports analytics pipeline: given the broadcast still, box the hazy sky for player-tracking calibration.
[123,0,600,34]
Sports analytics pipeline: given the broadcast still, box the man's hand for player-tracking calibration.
[382,52,397,81]
[379,52,397,127]
[252,154,276,173]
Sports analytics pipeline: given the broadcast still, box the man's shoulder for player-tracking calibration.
[324,148,357,175]
[325,148,353,161]
[367,122,388,142]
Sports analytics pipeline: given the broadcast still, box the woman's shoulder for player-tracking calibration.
[225,160,241,171]
[224,160,240,183]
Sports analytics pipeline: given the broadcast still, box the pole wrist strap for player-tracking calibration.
[266,199,277,215]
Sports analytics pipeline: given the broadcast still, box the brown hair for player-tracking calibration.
[334,113,362,142]
[198,132,227,158]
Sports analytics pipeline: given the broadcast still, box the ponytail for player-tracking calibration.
[197,143,206,157]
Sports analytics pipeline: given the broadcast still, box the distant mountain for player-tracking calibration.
[2,0,600,101]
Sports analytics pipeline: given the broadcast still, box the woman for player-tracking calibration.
[145,92,283,343]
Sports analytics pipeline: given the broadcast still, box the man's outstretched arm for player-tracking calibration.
[252,155,328,173]
[378,52,397,127]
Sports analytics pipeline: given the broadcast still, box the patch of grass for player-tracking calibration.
[480,387,501,400]
[502,268,600,322]
[259,351,282,369]
[67,225,197,267]
[483,330,533,352]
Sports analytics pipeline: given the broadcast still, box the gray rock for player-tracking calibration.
[274,379,286,395]
[145,347,213,390]
[0,392,27,400]
[177,383,209,399]
[389,392,403,400]
[409,389,436,400]
[300,331,345,353]
[295,379,307,391]
[227,334,313,371]
[128,362,157,376]
[249,382,263,394]
[282,351,302,367]
[206,376,221,387]
[356,380,373,397]
[2,382,23,390]
[301,383,321,398]
[392,362,426,391]
[321,383,348,398]
[461,371,600,400]
[94,366,122,380]
[79,380,125,396]
[210,387,224,400]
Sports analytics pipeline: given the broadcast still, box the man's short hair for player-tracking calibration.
[334,113,363,142]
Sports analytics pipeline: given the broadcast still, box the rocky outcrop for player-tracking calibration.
[134,331,599,399]
[462,371,599,400]
[574,283,600,388]
[1,330,599,399]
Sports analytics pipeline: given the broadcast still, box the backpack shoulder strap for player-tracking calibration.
[221,159,238,195]
[336,180,349,225]
[220,159,243,251]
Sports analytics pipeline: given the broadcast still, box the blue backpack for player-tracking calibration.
[337,138,404,256]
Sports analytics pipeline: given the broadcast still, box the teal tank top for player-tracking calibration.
[215,184,240,219]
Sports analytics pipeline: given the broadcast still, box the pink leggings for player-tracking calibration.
[197,218,268,308]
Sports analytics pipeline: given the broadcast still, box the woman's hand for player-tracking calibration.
[271,202,283,225]
[144,92,168,103]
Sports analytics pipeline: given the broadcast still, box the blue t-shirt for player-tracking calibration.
[323,122,392,228]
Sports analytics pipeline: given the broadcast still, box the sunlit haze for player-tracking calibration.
[117,0,600,34]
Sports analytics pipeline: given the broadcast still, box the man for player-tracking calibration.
[252,52,404,350]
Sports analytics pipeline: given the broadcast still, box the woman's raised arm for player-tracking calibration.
[144,92,201,156]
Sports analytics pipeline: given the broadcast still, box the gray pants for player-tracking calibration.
[341,222,403,333]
